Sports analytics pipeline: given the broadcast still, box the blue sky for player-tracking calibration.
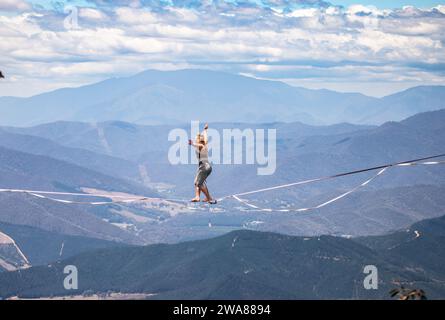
[0,0,444,97]
[24,0,445,10]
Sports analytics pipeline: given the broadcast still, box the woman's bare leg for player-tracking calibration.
[201,184,213,202]
[191,186,201,202]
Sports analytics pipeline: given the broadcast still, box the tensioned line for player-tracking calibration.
[0,154,444,213]
[220,154,445,200]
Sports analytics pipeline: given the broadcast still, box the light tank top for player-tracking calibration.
[196,146,209,164]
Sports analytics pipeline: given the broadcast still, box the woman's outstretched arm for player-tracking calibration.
[202,123,209,145]
[189,140,204,149]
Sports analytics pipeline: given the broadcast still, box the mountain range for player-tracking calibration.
[0,145,158,244]
[0,222,123,272]
[1,214,444,300]
[0,109,444,246]
[0,69,444,126]
[5,110,445,196]
[0,129,142,183]
[1,68,444,300]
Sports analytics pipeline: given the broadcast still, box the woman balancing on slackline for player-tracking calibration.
[189,123,217,204]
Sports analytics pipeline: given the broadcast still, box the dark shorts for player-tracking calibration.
[194,161,212,187]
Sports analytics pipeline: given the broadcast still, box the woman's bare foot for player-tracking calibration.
[203,198,217,204]
[191,197,200,202]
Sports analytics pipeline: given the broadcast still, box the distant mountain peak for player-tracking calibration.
[1,69,445,126]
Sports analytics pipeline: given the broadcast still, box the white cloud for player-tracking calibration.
[79,8,108,21]
[287,8,319,18]
[435,5,445,14]
[115,7,157,24]
[0,2,444,97]
[167,7,199,22]
[346,4,387,16]
[0,0,30,12]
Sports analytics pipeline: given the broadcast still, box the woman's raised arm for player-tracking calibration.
[202,123,209,145]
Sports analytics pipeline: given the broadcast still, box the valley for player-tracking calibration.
[2,214,445,299]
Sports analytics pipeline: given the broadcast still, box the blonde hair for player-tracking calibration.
[196,133,206,145]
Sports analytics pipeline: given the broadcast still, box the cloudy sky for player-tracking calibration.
[0,0,444,97]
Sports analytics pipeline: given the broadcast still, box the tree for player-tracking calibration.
[82,290,94,297]
[390,285,427,300]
